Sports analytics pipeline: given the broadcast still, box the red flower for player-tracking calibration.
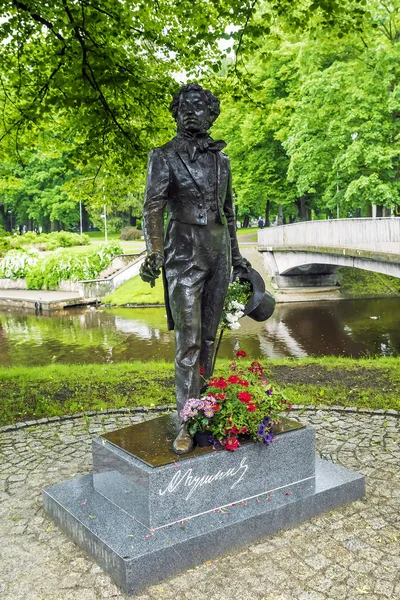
[247,403,257,412]
[229,361,237,371]
[229,425,240,435]
[212,403,220,412]
[241,427,248,433]
[239,379,249,387]
[209,377,228,389]
[228,375,240,385]
[199,366,205,375]
[250,361,263,370]
[236,350,247,358]
[238,391,252,403]
[216,393,226,401]
[225,437,240,451]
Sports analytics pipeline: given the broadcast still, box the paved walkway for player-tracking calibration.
[0,289,88,310]
[0,409,399,600]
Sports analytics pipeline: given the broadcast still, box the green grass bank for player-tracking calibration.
[0,356,398,426]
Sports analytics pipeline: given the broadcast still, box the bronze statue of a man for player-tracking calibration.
[140,83,250,454]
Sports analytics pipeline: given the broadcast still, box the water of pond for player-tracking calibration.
[0,297,399,367]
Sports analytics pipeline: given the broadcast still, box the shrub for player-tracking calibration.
[0,248,39,278]
[0,237,11,257]
[25,242,122,289]
[120,227,142,241]
[10,230,90,251]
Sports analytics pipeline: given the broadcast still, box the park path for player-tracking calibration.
[0,408,399,600]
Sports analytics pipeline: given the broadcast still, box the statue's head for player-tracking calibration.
[170,83,220,134]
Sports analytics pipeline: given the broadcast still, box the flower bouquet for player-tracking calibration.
[180,351,291,451]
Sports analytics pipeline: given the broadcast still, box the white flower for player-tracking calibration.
[229,321,241,330]
[226,313,238,324]
[230,300,245,311]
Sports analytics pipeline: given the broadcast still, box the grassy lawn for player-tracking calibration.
[0,356,398,426]
[236,227,258,237]
[103,275,164,305]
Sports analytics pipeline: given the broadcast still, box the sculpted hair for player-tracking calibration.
[170,83,220,126]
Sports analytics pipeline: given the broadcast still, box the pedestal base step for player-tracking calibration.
[42,459,365,596]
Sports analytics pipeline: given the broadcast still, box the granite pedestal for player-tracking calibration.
[42,414,365,596]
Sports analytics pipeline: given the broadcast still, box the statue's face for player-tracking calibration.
[177,91,209,133]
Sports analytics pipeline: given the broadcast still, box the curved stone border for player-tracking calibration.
[1,403,398,434]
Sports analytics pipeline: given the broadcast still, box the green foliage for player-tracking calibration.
[0,242,121,288]
[120,227,142,241]
[0,0,375,235]
[210,1,400,222]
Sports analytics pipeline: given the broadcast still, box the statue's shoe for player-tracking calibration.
[173,425,193,455]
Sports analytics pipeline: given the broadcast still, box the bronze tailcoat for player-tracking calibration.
[142,134,242,411]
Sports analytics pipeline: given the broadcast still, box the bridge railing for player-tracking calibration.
[258,218,400,253]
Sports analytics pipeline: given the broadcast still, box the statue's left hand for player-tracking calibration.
[232,257,251,280]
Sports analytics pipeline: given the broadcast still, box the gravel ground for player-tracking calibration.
[0,408,399,600]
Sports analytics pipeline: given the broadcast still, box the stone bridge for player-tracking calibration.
[257,218,400,288]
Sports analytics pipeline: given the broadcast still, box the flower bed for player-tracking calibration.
[181,351,291,451]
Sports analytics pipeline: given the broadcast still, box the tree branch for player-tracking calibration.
[12,0,65,43]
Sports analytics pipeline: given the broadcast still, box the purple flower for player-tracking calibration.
[263,432,274,446]
[257,423,266,438]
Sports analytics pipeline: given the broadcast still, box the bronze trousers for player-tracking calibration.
[164,218,231,413]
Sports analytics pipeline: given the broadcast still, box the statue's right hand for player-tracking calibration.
[140,252,164,285]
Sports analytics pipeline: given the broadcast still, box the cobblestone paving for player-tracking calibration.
[0,409,399,600]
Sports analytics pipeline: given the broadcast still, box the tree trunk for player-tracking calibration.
[295,197,311,221]
[0,205,12,231]
[376,205,383,217]
[264,199,270,227]
[130,215,137,226]
[242,214,250,228]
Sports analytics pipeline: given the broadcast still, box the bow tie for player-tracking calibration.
[179,133,226,162]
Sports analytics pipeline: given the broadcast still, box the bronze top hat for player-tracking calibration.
[238,268,276,322]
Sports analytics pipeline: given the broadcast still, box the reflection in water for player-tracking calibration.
[0,297,399,367]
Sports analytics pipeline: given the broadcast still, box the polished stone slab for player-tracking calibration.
[92,414,315,529]
[42,458,365,597]
[101,412,305,467]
